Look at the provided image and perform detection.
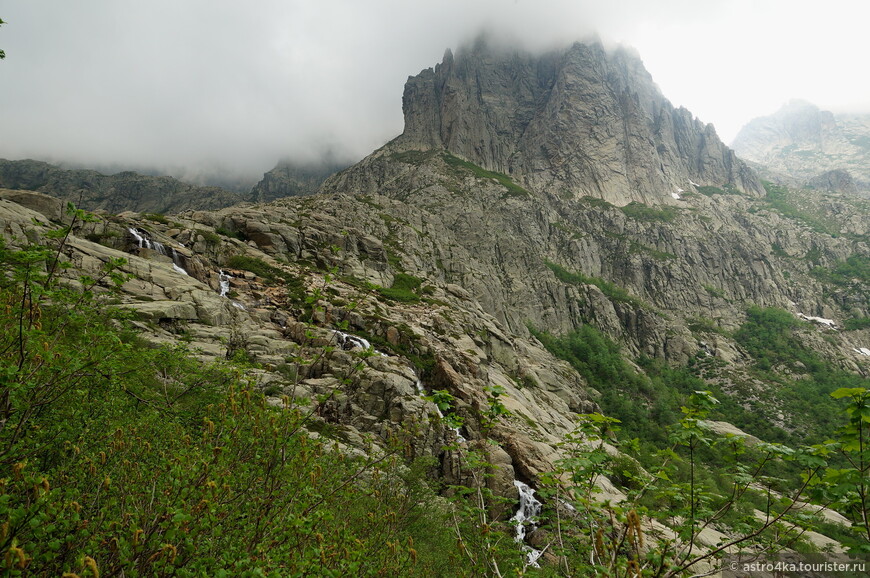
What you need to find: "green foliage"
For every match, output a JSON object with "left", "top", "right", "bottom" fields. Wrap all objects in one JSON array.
[
  {"left": 442, "top": 152, "right": 529, "bottom": 198},
  {"left": 696, "top": 185, "right": 727, "bottom": 197},
  {"left": 619, "top": 201, "right": 678, "bottom": 223},
  {"left": 544, "top": 260, "right": 644, "bottom": 308},
  {"left": 579, "top": 195, "right": 614, "bottom": 209},
  {"left": 810, "top": 388, "right": 870, "bottom": 551},
  {"left": 142, "top": 212, "right": 169, "bottom": 224},
  {"left": 734, "top": 306, "right": 803, "bottom": 371},
  {"left": 530, "top": 323, "right": 800, "bottom": 452},
  {"left": 845, "top": 317, "right": 870, "bottom": 331},
  {"left": 686, "top": 315, "right": 726, "bottom": 335},
  {"left": 811, "top": 254, "right": 870, "bottom": 291},
  {"left": 534, "top": 395, "right": 826, "bottom": 576},
  {"left": 214, "top": 225, "right": 247, "bottom": 241},
  {"left": 390, "top": 150, "right": 435, "bottom": 165},
  {"left": 735, "top": 306, "right": 868, "bottom": 442},
  {"left": 195, "top": 228, "right": 221, "bottom": 244},
  {"left": 529, "top": 325, "right": 680, "bottom": 446},
  {"left": 426, "top": 389, "right": 464, "bottom": 430}
]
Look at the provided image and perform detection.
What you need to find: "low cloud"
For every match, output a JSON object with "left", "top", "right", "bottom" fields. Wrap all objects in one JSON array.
[{"left": 1, "top": 1, "right": 867, "bottom": 185}]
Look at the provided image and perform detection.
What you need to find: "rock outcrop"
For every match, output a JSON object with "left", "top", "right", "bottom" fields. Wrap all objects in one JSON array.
[{"left": 396, "top": 38, "right": 763, "bottom": 205}]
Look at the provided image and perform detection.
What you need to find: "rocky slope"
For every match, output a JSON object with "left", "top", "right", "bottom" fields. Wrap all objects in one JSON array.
[
  {"left": 0, "top": 187, "right": 603, "bottom": 510},
  {"left": 732, "top": 100, "right": 870, "bottom": 191}
]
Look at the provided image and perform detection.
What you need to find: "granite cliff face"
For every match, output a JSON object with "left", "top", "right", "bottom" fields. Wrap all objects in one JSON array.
[
  {"left": 397, "top": 39, "right": 763, "bottom": 205},
  {"left": 733, "top": 100, "right": 870, "bottom": 191}
]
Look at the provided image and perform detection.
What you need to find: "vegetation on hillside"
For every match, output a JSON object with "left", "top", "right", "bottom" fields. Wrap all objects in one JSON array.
[
  {"left": 530, "top": 318, "right": 870, "bottom": 561},
  {"left": 545, "top": 260, "right": 645, "bottom": 308},
  {"left": 4, "top": 207, "right": 870, "bottom": 575},
  {"left": 442, "top": 152, "right": 530, "bottom": 198}
]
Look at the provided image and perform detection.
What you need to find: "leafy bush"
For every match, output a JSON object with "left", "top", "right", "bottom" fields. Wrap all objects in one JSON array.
[
  {"left": 845, "top": 317, "right": 870, "bottom": 331},
  {"left": 214, "top": 225, "right": 247, "bottom": 241},
  {"left": 697, "top": 185, "right": 728, "bottom": 197},
  {"left": 810, "top": 254, "right": 870, "bottom": 289},
  {"left": 225, "top": 254, "right": 302, "bottom": 290}
]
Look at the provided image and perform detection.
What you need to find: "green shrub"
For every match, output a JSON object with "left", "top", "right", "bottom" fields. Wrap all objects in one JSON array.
[
  {"left": 215, "top": 225, "right": 247, "bottom": 241},
  {"left": 377, "top": 272, "right": 423, "bottom": 302},
  {"left": 142, "top": 213, "right": 169, "bottom": 224},
  {"left": 845, "top": 317, "right": 870, "bottom": 331}
]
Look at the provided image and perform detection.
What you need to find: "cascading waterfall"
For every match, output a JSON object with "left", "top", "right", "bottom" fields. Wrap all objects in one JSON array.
[
  {"left": 216, "top": 269, "right": 245, "bottom": 309},
  {"left": 218, "top": 270, "right": 231, "bottom": 297},
  {"left": 332, "top": 330, "right": 372, "bottom": 351},
  {"left": 511, "top": 480, "right": 543, "bottom": 568},
  {"left": 129, "top": 227, "right": 188, "bottom": 275},
  {"left": 128, "top": 227, "right": 151, "bottom": 250},
  {"left": 331, "top": 330, "right": 386, "bottom": 356}
]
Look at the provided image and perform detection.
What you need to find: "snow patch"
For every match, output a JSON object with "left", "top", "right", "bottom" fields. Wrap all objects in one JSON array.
[{"left": 798, "top": 313, "right": 837, "bottom": 329}]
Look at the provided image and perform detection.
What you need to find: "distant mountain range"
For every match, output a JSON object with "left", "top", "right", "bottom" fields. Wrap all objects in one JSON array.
[
  {"left": 0, "top": 156, "right": 346, "bottom": 214},
  {"left": 732, "top": 100, "right": 870, "bottom": 192}
]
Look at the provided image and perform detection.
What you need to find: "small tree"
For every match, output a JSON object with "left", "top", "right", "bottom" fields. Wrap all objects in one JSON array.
[{"left": 812, "top": 387, "right": 870, "bottom": 551}]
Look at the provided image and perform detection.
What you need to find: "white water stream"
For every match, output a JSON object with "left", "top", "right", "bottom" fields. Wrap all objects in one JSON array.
[
  {"left": 511, "top": 480, "right": 543, "bottom": 568},
  {"left": 129, "top": 227, "right": 189, "bottom": 275}
]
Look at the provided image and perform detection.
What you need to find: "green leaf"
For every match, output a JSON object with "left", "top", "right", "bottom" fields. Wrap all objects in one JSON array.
[{"left": 831, "top": 387, "right": 867, "bottom": 400}]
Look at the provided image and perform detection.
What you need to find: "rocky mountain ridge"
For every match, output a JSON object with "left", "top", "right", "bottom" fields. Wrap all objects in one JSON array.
[{"left": 0, "top": 158, "right": 247, "bottom": 214}]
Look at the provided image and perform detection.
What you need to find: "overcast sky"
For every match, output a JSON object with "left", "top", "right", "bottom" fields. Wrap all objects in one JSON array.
[{"left": 1, "top": 0, "right": 868, "bottom": 186}]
